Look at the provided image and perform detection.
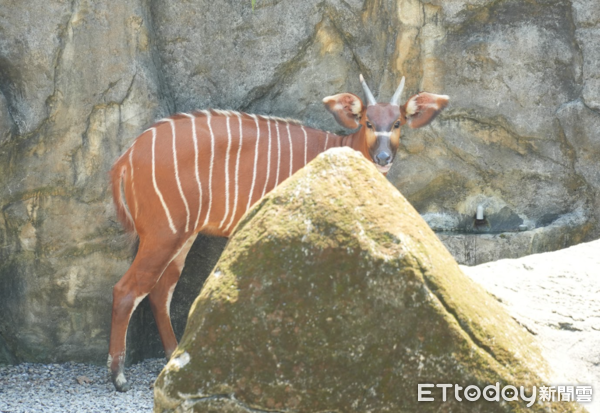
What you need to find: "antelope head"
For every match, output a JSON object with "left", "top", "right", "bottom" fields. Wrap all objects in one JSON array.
[{"left": 323, "top": 75, "right": 449, "bottom": 174}]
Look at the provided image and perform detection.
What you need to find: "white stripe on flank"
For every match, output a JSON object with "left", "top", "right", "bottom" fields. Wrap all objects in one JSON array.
[
  {"left": 201, "top": 110, "right": 215, "bottom": 228},
  {"left": 246, "top": 114, "right": 260, "bottom": 211},
  {"left": 275, "top": 120, "right": 281, "bottom": 186},
  {"left": 260, "top": 117, "right": 272, "bottom": 199},
  {"left": 325, "top": 132, "right": 330, "bottom": 151},
  {"left": 219, "top": 115, "right": 233, "bottom": 229},
  {"left": 169, "top": 119, "right": 191, "bottom": 232},
  {"left": 301, "top": 125, "right": 308, "bottom": 166},
  {"left": 128, "top": 143, "right": 139, "bottom": 219},
  {"left": 286, "top": 121, "right": 293, "bottom": 178},
  {"left": 225, "top": 113, "right": 243, "bottom": 232},
  {"left": 151, "top": 127, "right": 177, "bottom": 234},
  {"left": 182, "top": 113, "right": 203, "bottom": 230}
]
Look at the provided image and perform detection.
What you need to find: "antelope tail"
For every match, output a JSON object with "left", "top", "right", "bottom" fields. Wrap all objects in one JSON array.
[{"left": 110, "top": 161, "right": 136, "bottom": 235}]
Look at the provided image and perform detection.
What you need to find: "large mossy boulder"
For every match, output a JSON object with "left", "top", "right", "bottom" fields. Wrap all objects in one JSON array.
[{"left": 154, "top": 148, "right": 583, "bottom": 413}]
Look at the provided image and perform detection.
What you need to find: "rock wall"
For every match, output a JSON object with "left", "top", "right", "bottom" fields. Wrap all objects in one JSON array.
[
  {"left": 1, "top": 0, "right": 599, "bottom": 363},
  {"left": 389, "top": 0, "right": 600, "bottom": 260},
  {"left": 0, "top": 0, "right": 163, "bottom": 364}
]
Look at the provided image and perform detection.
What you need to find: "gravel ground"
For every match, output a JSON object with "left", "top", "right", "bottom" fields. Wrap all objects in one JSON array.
[{"left": 0, "top": 358, "right": 165, "bottom": 413}]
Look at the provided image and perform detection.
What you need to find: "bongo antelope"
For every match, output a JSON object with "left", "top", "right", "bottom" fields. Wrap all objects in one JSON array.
[{"left": 108, "top": 75, "right": 449, "bottom": 391}]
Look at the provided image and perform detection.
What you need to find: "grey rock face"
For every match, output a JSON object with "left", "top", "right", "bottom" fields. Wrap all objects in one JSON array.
[
  {"left": 387, "top": 0, "right": 600, "bottom": 264},
  {"left": 0, "top": 91, "right": 14, "bottom": 146},
  {"left": 0, "top": 0, "right": 599, "bottom": 364},
  {"left": 572, "top": 0, "right": 600, "bottom": 111},
  {"left": 0, "top": 0, "right": 163, "bottom": 364},
  {"left": 391, "top": 0, "right": 598, "bottom": 239}
]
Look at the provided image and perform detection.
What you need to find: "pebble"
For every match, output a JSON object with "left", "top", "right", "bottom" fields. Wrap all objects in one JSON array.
[{"left": 0, "top": 358, "right": 165, "bottom": 413}]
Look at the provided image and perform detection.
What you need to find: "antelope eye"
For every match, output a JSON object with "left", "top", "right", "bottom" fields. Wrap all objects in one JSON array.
[
  {"left": 366, "top": 121, "right": 373, "bottom": 129},
  {"left": 394, "top": 121, "right": 401, "bottom": 128}
]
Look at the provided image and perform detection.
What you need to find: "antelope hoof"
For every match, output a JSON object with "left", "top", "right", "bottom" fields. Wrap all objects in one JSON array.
[{"left": 112, "top": 372, "right": 131, "bottom": 392}]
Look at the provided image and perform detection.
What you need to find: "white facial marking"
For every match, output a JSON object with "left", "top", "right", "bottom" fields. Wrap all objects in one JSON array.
[
  {"left": 374, "top": 131, "right": 392, "bottom": 137},
  {"left": 376, "top": 164, "right": 392, "bottom": 173}
]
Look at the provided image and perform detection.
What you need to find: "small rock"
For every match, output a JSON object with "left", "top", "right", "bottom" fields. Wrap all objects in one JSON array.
[{"left": 76, "top": 375, "right": 92, "bottom": 385}]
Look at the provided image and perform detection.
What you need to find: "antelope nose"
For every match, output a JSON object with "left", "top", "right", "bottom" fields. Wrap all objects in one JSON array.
[{"left": 375, "top": 151, "right": 391, "bottom": 166}]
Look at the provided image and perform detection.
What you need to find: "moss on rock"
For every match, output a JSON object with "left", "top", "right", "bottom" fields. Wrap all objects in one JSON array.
[{"left": 154, "top": 148, "right": 583, "bottom": 413}]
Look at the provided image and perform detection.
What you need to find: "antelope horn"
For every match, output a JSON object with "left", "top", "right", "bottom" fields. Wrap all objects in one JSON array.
[
  {"left": 390, "top": 76, "right": 405, "bottom": 106},
  {"left": 359, "top": 74, "right": 377, "bottom": 106}
]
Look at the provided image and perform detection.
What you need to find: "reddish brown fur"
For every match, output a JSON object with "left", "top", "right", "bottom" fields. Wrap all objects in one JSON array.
[{"left": 108, "top": 88, "right": 449, "bottom": 392}]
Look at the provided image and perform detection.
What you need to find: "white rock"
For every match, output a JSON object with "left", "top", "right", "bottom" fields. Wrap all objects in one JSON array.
[{"left": 461, "top": 239, "right": 600, "bottom": 413}]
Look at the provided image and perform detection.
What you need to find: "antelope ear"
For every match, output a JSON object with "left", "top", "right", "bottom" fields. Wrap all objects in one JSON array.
[
  {"left": 401, "top": 92, "right": 449, "bottom": 129},
  {"left": 322, "top": 93, "right": 364, "bottom": 129}
]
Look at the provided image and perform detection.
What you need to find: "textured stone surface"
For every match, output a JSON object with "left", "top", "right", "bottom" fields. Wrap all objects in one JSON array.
[
  {"left": 387, "top": 0, "right": 600, "bottom": 265},
  {"left": 0, "top": 0, "right": 163, "bottom": 364},
  {"left": 1, "top": 0, "right": 599, "bottom": 364},
  {"left": 462, "top": 240, "right": 600, "bottom": 413},
  {"left": 437, "top": 208, "right": 593, "bottom": 266},
  {"left": 0, "top": 91, "right": 14, "bottom": 146},
  {"left": 154, "top": 148, "right": 583, "bottom": 413}
]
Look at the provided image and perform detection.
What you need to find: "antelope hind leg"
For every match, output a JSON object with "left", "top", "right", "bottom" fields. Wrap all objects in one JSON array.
[
  {"left": 108, "top": 239, "right": 183, "bottom": 392},
  {"left": 148, "top": 234, "right": 198, "bottom": 359}
]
